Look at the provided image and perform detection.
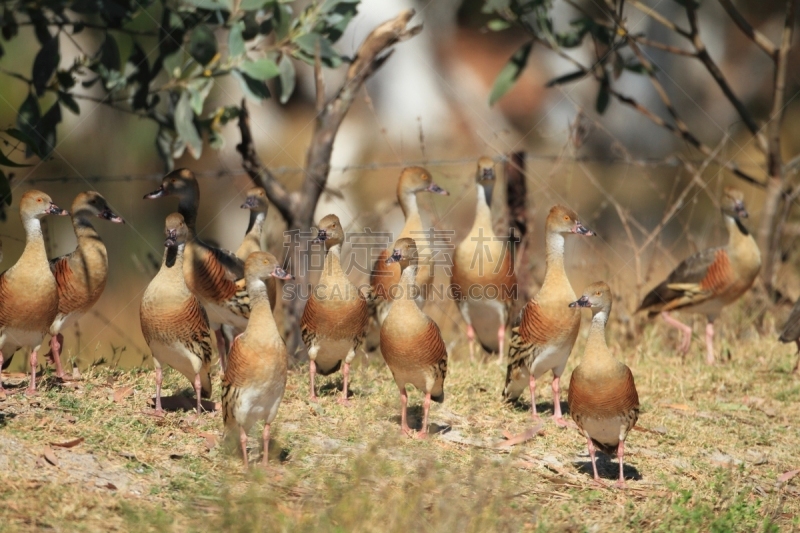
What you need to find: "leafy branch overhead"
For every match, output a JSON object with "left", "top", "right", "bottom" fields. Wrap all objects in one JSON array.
[{"left": 0, "top": 0, "right": 362, "bottom": 210}]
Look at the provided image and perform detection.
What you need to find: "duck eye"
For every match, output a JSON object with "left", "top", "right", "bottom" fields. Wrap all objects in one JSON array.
[
  {"left": 563, "top": 215, "right": 569, "bottom": 221},
  {"left": 37, "top": 198, "right": 42, "bottom": 203},
  {"left": 595, "top": 292, "right": 601, "bottom": 296}
]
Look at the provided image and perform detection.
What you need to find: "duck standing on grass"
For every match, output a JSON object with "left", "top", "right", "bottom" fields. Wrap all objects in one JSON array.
[
  {"left": 47, "top": 191, "right": 124, "bottom": 380},
  {"left": 380, "top": 238, "right": 448, "bottom": 438},
  {"left": 0, "top": 190, "right": 69, "bottom": 396},
  {"left": 503, "top": 205, "right": 594, "bottom": 426},
  {"left": 222, "top": 252, "right": 293, "bottom": 469},
  {"left": 140, "top": 213, "right": 213, "bottom": 416},
  {"left": 568, "top": 282, "right": 640, "bottom": 488}
]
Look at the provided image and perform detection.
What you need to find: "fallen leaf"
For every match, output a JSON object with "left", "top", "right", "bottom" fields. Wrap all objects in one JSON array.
[
  {"left": 778, "top": 469, "right": 800, "bottom": 483},
  {"left": 169, "top": 453, "right": 185, "bottom": 460},
  {"left": 103, "top": 482, "right": 117, "bottom": 490},
  {"left": 113, "top": 386, "right": 134, "bottom": 403},
  {"left": 199, "top": 432, "right": 218, "bottom": 451},
  {"left": 495, "top": 423, "right": 545, "bottom": 448},
  {"left": 42, "top": 447, "right": 58, "bottom": 466},
  {"left": 50, "top": 437, "right": 84, "bottom": 449}
]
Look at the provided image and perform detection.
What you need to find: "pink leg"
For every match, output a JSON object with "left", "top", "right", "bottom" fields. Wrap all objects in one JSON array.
[
  {"left": 309, "top": 360, "right": 318, "bottom": 402},
  {"left": 26, "top": 348, "right": 38, "bottom": 395},
  {"left": 154, "top": 367, "right": 164, "bottom": 415},
  {"left": 497, "top": 324, "right": 505, "bottom": 361},
  {"left": 399, "top": 386, "right": 413, "bottom": 436},
  {"left": 616, "top": 440, "right": 626, "bottom": 489},
  {"left": 215, "top": 328, "right": 228, "bottom": 372},
  {"left": 415, "top": 392, "right": 432, "bottom": 439},
  {"left": 705, "top": 322, "right": 715, "bottom": 365},
  {"left": 587, "top": 436, "right": 600, "bottom": 481},
  {"left": 793, "top": 340, "right": 800, "bottom": 374},
  {"left": 50, "top": 333, "right": 66, "bottom": 379},
  {"left": 337, "top": 362, "right": 351, "bottom": 406},
  {"left": 261, "top": 423, "right": 270, "bottom": 467},
  {"left": 239, "top": 426, "right": 249, "bottom": 470},
  {"left": 552, "top": 375, "right": 567, "bottom": 427},
  {"left": 193, "top": 373, "right": 202, "bottom": 415},
  {"left": 661, "top": 312, "right": 692, "bottom": 354},
  {"left": 528, "top": 374, "right": 539, "bottom": 421},
  {"left": 466, "top": 324, "right": 475, "bottom": 361}
]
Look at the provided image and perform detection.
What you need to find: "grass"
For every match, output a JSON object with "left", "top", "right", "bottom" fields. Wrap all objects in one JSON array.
[{"left": 1, "top": 302, "right": 799, "bottom": 532}]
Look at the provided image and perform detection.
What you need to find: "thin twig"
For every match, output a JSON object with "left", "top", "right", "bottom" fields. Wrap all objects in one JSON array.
[{"left": 717, "top": 0, "right": 778, "bottom": 59}]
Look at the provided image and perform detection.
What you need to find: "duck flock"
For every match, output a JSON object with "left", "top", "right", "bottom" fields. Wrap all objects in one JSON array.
[{"left": 0, "top": 158, "right": 796, "bottom": 486}]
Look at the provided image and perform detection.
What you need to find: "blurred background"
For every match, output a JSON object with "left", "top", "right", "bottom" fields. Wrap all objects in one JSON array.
[{"left": 1, "top": 0, "right": 799, "bottom": 369}]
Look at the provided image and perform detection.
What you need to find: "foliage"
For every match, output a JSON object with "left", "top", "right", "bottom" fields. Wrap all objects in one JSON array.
[{"left": 0, "top": 0, "right": 361, "bottom": 213}]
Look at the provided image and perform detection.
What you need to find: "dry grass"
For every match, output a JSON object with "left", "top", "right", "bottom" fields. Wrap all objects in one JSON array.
[{"left": 1, "top": 298, "right": 799, "bottom": 532}]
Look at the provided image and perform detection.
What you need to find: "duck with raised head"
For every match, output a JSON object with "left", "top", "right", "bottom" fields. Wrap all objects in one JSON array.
[
  {"left": 301, "top": 214, "right": 370, "bottom": 404},
  {"left": 140, "top": 213, "right": 214, "bottom": 415},
  {"left": 222, "top": 252, "right": 292, "bottom": 469},
  {"left": 503, "top": 205, "right": 594, "bottom": 426},
  {"left": 144, "top": 169, "right": 248, "bottom": 370},
  {"left": 235, "top": 186, "right": 269, "bottom": 262},
  {"left": 568, "top": 282, "right": 640, "bottom": 488},
  {"left": 637, "top": 187, "right": 761, "bottom": 364},
  {"left": 451, "top": 157, "right": 516, "bottom": 360},
  {"left": 380, "top": 238, "right": 448, "bottom": 438},
  {"left": 370, "top": 167, "right": 448, "bottom": 323},
  {"left": 0, "top": 191, "right": 69, "bottom": 395},
  {"left": 47, "top": 191, "right": 124, "bottom": 380}
]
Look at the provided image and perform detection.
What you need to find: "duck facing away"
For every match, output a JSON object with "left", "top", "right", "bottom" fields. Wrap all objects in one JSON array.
[
  {"left": 451, "top": 157, "right": 516, "bottom": 360},
  {"left": 380, "top": 238, "right": 448, "bottom": 438},
  {"left": 47, "top": 192, "right": 124, "bottom": 379},
  {"left": 222, "top": 252, "right": 292, "bottom": 469},
  {"left": 0, "top": 191, "right": 68, "bottom": 396},
  {"left": 778, "top": 300, "right": 800, "bottom": 374},
  {"left": 144, "top": 169, "right": 249, "bottom": 370},
  {"left": 370, "top": 167, "right": 448, "bottom": 323},
  {"left": 301, "top": 214, "right": 369, "bottom": 404},
  {"left": 568, "top": 282, "right": 640, "bottom": 488},
  {"left": 503, "top": 205, "right": 594, "bottom": 426},
  {"left": 140, "top": 213, "right": 214, "bottom": 415},
  {"left": 637, "top": 187, "right": 761, "bottom": 364}
]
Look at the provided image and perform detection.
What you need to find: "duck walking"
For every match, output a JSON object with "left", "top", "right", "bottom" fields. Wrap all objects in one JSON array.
[
  {"left": 568, "top": 282, "right": 640, "bottom": 488},
  {"left": 0, "top": 191, "right": 68, "bottom": 395},
  {"left": 370, "top": 167, "right": 448, "bottom": 323},
  {"left": 301, "top": 214, "right": 369, "bottom": 404},
  {"left": 47, "top": 192, "right": 124, "bottom": 379},
  {"left": 503, "top": 205, "right": 594, "bottom": 426},
  {"left": 451, "top": 157, "right": 516, "bottom": 360},
  {"left": 637, "top": 187, "right": 760, "bottom": 364},
  {"left": 380, "top": 238, "right": 448, "bottom": 438},
  {"left": 140, "top": 213, "right": 213, "bottom": 415},
  {"left": 222, "top": 252, "right": 292, "bottom": 469}
]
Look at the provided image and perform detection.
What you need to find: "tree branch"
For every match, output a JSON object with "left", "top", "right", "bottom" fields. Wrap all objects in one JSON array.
[
  {"left": 717, "top": 0, "right": 778, "bottom": 59},
  {"left": 235, "top": 99, "right": 295, "bottom": 224}
]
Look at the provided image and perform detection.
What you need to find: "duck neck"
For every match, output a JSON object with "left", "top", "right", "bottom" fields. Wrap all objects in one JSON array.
[
  {"left": 245, "top": 210, "right": 266, "bottom": 237},
  {"left": 72, "top": 211, "right": 102, "bottom": 243},
  {"left": 320, "top": 243, "right": 345, "bottom": 283},
  {"left": 585, "top": 307, "right": 611, "bottom": 359},
  {"left": 542, "top": 231, "right": 567, "bottom": 288},
  {"left": 21, "top": 215, "right": 48, "bottom": 265},
  {"left": 399, "top": 262, "right": 419, "bottom": 300},
  {"left": 246, "top": 277, "right": 281, "bottom": 342},
  {"left": 399, "top": 190, "right": 420, "bottom": 220},
  {"left": 725, "top": 214, "right": 750, "bottom": 245},
  {"left": 177, "top": 192, "right": 199, "bottom": 233},
  {"left": 474, "top": 184, "right": 494, "bottom": 231}
]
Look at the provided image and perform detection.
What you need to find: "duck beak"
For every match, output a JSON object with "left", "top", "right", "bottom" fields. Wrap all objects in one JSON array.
[
  {"left": 426, "top": 183, "right": 449, "bottom": 196},
  {"left": 241, "top": 196, "right": 258, "bottom": 209},
  {"left": 385, "top": 249, "right": 403, "bottom": 264},
  {"left": 572, "top": 221, "right": 595, "bottom": 236},
  {"left": 312, "top": 229, "right": 327, "bottom": 244},
  {"left": 735, "top": 201, "right": 749, "bottom": 219},
  {"left": 569, "top": 295, "right": 592, "bottom": 308},
  {"left": 99, "top": 207, "right": 125, "bottom": 223},
  {"left": 144, "top": 185, "right": 166, "bottom": 199},
  {"left": 48, "top": 202, "right": 69, "bottom": 216},
  {"left": 481, "top": 167, "right": 495, "bottom": 181},
  {"left": 164, "top": 229, "right": 178, "bottom": 247},
  {"left": 271, "top": 266, "right": 294, "bottom": 281}
]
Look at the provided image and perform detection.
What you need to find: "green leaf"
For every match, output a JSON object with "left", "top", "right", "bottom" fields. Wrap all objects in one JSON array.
[
  {"left": 128, "top": 44, "right": 151, "bottom": 110},
  {"left": 0, "top": 148, "right": 32, "bottom": 168},
  {"left": 58, "top": 92, "right": 80, "bottom": 115},
  {"left": 188, "top": 78, "right": 213, "bottom": 115},
  {"left": 487, "top": 19, "right": 511, "bottom": 31},
  {"left": 482, "top": 0, "right": 511, "bottom": 14},
  {"left": 98, "top": 34, "right": 120, "bottom": 72},
  {"left": 240, "top": 0, "right": 272, "bottom": 9},
  {"left": 228, "top": 22, "right": 245, "bottom": 58},
  {"left": 190, "top": 25, "right": 218, "bottom": 67},
  {"left": 32, "top": 37, "right": 59, "bottom": 96},
  {"left": 596, "top": 78, "right": 610, "bottom": 114},
  {"left": 232, "top": 69, "right": 271, "bottom": 101},
  {"left": 56, "top": 70, "right": 76, "bottom": 90},
  {"left": 5, "top": 127, "right": 38, "bottom": 150},
  {"left": 293, "top": 33, "right": 341, "bottom": 67},
  {"left": 182, "top": 0, "right": 232, "bottom": 11},
  {"left": 26, "top": 9, "right": 51, "bottom": 44},
  {"left": 0, "top": 170, "right": 11, "bottom": 214},
  {"left": 156, "top": 126, "right": 176, "bottom": 172},
  {"left": 489, "top": 42, "right": 532, "bottom": 106},
  {"left": 278, "top": 54, "right": 295, "bottom": 104},
  {"left": 241, "top": 58, "right": 280, "bottom": 80},
  {"left": 16, "top": 93, "right": 41, "bottom": 158},
  {"left": 545, "top": 70, "right": 587, "bottom": 87},
  {"left": 36, "top": 102, "right": 61, "bottom": 157},
  {"left": 175, "top": 91, "right": 203, "bottom": 159}
]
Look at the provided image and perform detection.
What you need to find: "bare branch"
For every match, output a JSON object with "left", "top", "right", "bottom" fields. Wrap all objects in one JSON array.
[
  {"left": 235, "top": 99, "right": 295, "bottom": 224},
  {"left": 626, "top": 0, "right": 691, "bottom": 38},
  {"left": 630, "top": 34, "right": 695, "bottom": 57},
  {"left": 314, "top": 41, "right": 325, "bottom": 114},
  {"left": 717, "top": 0, "right": 778, "bottom": 59}
]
